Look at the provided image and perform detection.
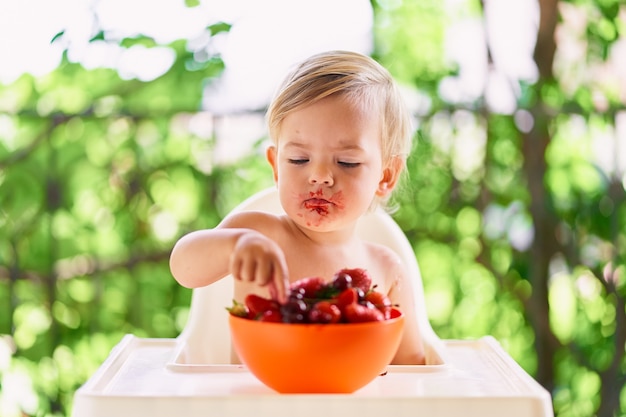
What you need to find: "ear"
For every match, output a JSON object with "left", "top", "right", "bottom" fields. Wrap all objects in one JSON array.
[
  {"left": 266, "top": 145, "right": 279, "bottom": 183},
  {"left": 376, "top": 156, "right": 404, "bottom": 197}
]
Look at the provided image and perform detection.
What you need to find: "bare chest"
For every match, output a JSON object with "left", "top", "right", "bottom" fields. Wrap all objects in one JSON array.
[{"left": 282, "top": 244, "right": 388, "bottom": 289}]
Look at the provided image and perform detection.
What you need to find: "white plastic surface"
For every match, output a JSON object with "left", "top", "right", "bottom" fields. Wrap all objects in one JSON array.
[
  {"left": 72, "top": 187, "right": 554, "bottom": 417},
  {"left": 73, "top": 335, "right": 553, "bottom": 417}
]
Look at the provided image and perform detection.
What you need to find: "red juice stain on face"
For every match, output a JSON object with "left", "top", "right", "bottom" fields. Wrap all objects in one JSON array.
[
  {"left": 301, "top": 191, "right": 344, "bottom": 213},
  {"left": 297, "top": 191, "right": 345, "bottom": 227},
  {"left": 303, "top": 201, "right": 329, "bottom": 216}
]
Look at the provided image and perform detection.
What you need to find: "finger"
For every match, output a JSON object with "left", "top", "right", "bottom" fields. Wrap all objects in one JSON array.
[
  {"left": 241, "top": 260, "right": 257, "bottom": 282},
  {"left": 232, "top": 256, "right": 256, "bottom": 282},
  {"left": 268, "top": 282, "right": 278, "bottom": 301},
  {"left": 229, "top": 256, "right": 242, "bottom": 281},
  {"left": 259, "top": 262, "right": 284, "bottom": 303},
  {"left": 255, "top": 259, "right": 274, "bottom": 287},
  {"left": 272, "top": 260, "right": 290, "bottom": 304}
]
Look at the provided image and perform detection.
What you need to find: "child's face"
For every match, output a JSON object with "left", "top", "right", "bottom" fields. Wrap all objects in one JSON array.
[{"left": 267, "top": 94, "right": 394, "bottom": 232}]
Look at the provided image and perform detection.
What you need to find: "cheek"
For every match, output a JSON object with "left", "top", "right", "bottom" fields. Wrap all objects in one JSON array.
[{"left": 276, "top": 163, "right": 296, "bottom": 180}]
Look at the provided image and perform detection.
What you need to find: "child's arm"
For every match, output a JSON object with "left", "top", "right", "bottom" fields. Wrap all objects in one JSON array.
[{"left": 169, "top": 212, "right": 290, "bottom": 302}]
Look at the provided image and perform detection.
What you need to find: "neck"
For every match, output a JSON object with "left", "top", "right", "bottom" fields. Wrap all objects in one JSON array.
[{"left": 286, "top": 217, "right": 358, "bottom": 247}]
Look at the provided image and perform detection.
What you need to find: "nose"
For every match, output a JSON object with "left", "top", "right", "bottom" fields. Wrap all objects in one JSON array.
[{"left": 308, "top": 164, "right": 334, "bottom": 186}]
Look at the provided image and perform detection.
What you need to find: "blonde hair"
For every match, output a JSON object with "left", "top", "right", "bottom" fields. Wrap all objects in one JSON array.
[{"left": 266, "top": 50, "right": 413, "bottom": 167}]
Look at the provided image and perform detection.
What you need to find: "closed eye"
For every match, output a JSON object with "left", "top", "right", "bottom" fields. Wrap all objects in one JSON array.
[
  {"left": 288, "top": 159, "right": 309, "bottom": 165},
  {"left": 338, "top": 161, "right": 361, "bottom": 168}
]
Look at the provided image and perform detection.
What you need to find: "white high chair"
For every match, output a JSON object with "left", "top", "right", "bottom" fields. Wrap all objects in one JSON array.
[{"left": 72, "top": 188, "right": 554, "bottom": 417}]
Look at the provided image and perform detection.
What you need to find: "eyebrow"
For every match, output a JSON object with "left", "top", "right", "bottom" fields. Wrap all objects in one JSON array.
[{"left": 282, "top": 141, "right": 366, "bottom": 152}]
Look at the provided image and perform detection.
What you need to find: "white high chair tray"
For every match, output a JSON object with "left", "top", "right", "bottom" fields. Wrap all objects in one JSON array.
[{"left": 72, "top": 334, "right": 553, "bottom": 417}]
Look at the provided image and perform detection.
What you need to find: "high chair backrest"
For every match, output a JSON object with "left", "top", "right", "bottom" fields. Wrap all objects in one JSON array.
[{"left": 174, "top": 187, "right": 442, "bottom": 365}]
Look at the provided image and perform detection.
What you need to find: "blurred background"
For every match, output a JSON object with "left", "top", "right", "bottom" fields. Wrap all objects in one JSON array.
[{"left": 0, "top": 0, "right": 625, "bottom": 416}]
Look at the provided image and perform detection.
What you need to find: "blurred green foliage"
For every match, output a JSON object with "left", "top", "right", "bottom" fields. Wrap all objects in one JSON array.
[{"left": 0, "top": 1, "right": 625, "bottom": 417}]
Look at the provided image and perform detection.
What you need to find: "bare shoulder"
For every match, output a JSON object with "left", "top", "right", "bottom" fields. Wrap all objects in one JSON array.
[
  {"left": 363, "top": 241, "right": 407, "bottom": 291},
  {"left": 218, "top": 210, "right": 286, "bottom": 234}
]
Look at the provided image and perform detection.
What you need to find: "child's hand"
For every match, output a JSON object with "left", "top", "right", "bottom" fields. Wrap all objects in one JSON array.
[{"left": 230, "top": 230, "right": 290, "bottom": 303}]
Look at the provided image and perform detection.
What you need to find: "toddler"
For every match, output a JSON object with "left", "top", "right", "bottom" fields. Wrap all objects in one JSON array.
[{"left": 170, "top": 50, "right": 425, "bottom": 364}]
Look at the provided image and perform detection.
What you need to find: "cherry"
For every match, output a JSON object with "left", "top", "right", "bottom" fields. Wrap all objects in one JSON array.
[
  {"left": 281, "top": 298, "right": 308, "bottom": 323},
  {"left": 331, "top": 272, "right": 353, "bottom": 291}
]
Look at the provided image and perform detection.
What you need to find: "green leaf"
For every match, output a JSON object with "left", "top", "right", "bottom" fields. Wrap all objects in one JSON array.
[
  {"left": 50, "top": 30, "right": 65, "bottom": 44},
  {"left": 120, "top": 36, "right": 158, "bottom": 48},
  {"left": 89, "top": 31, "right": 105, "bottom": 42},
  {"left": 208, "top": 21, "right": 232, "bottom": 36}
]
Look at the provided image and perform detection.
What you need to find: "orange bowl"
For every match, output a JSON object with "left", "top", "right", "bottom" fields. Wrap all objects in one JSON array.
[{"left": 229, "top": 309, "right": 404, "bottom": 393}]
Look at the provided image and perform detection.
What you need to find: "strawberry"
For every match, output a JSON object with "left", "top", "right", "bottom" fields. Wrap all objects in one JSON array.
[
  {"left": 245, "top": 294, "right": 280, "bottom": 319},
  {"left": 330, "top": 271, "right": 353, "bottom": 291},
  {"left": 344, "top": 302, "right": 385, "bottom": 323},
  {"left": 334, "top": 287, "right": 359, "bottom": 314},
  {"left": 308, "top": 301, "right": 341, "bottom": 324},
  {"left": 333, "top": 268, "right": 372, "bottom": 293},
  {"left": 259, "top": 309, "right": 283, "bottom": 322},
  {"left": 364, "top": 290, "right": 393, "bottom": 319},
  {"left": 289, "top": 276, "right": 327, "bottom": 298}
]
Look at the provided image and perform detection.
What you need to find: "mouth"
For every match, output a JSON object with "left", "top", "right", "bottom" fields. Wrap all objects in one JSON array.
[
  {"left": 303, "top": 198, "right": 332, "bottom": 215},
  {"left": 298, "top": 190, "right": 345, "bottom": 217}
]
